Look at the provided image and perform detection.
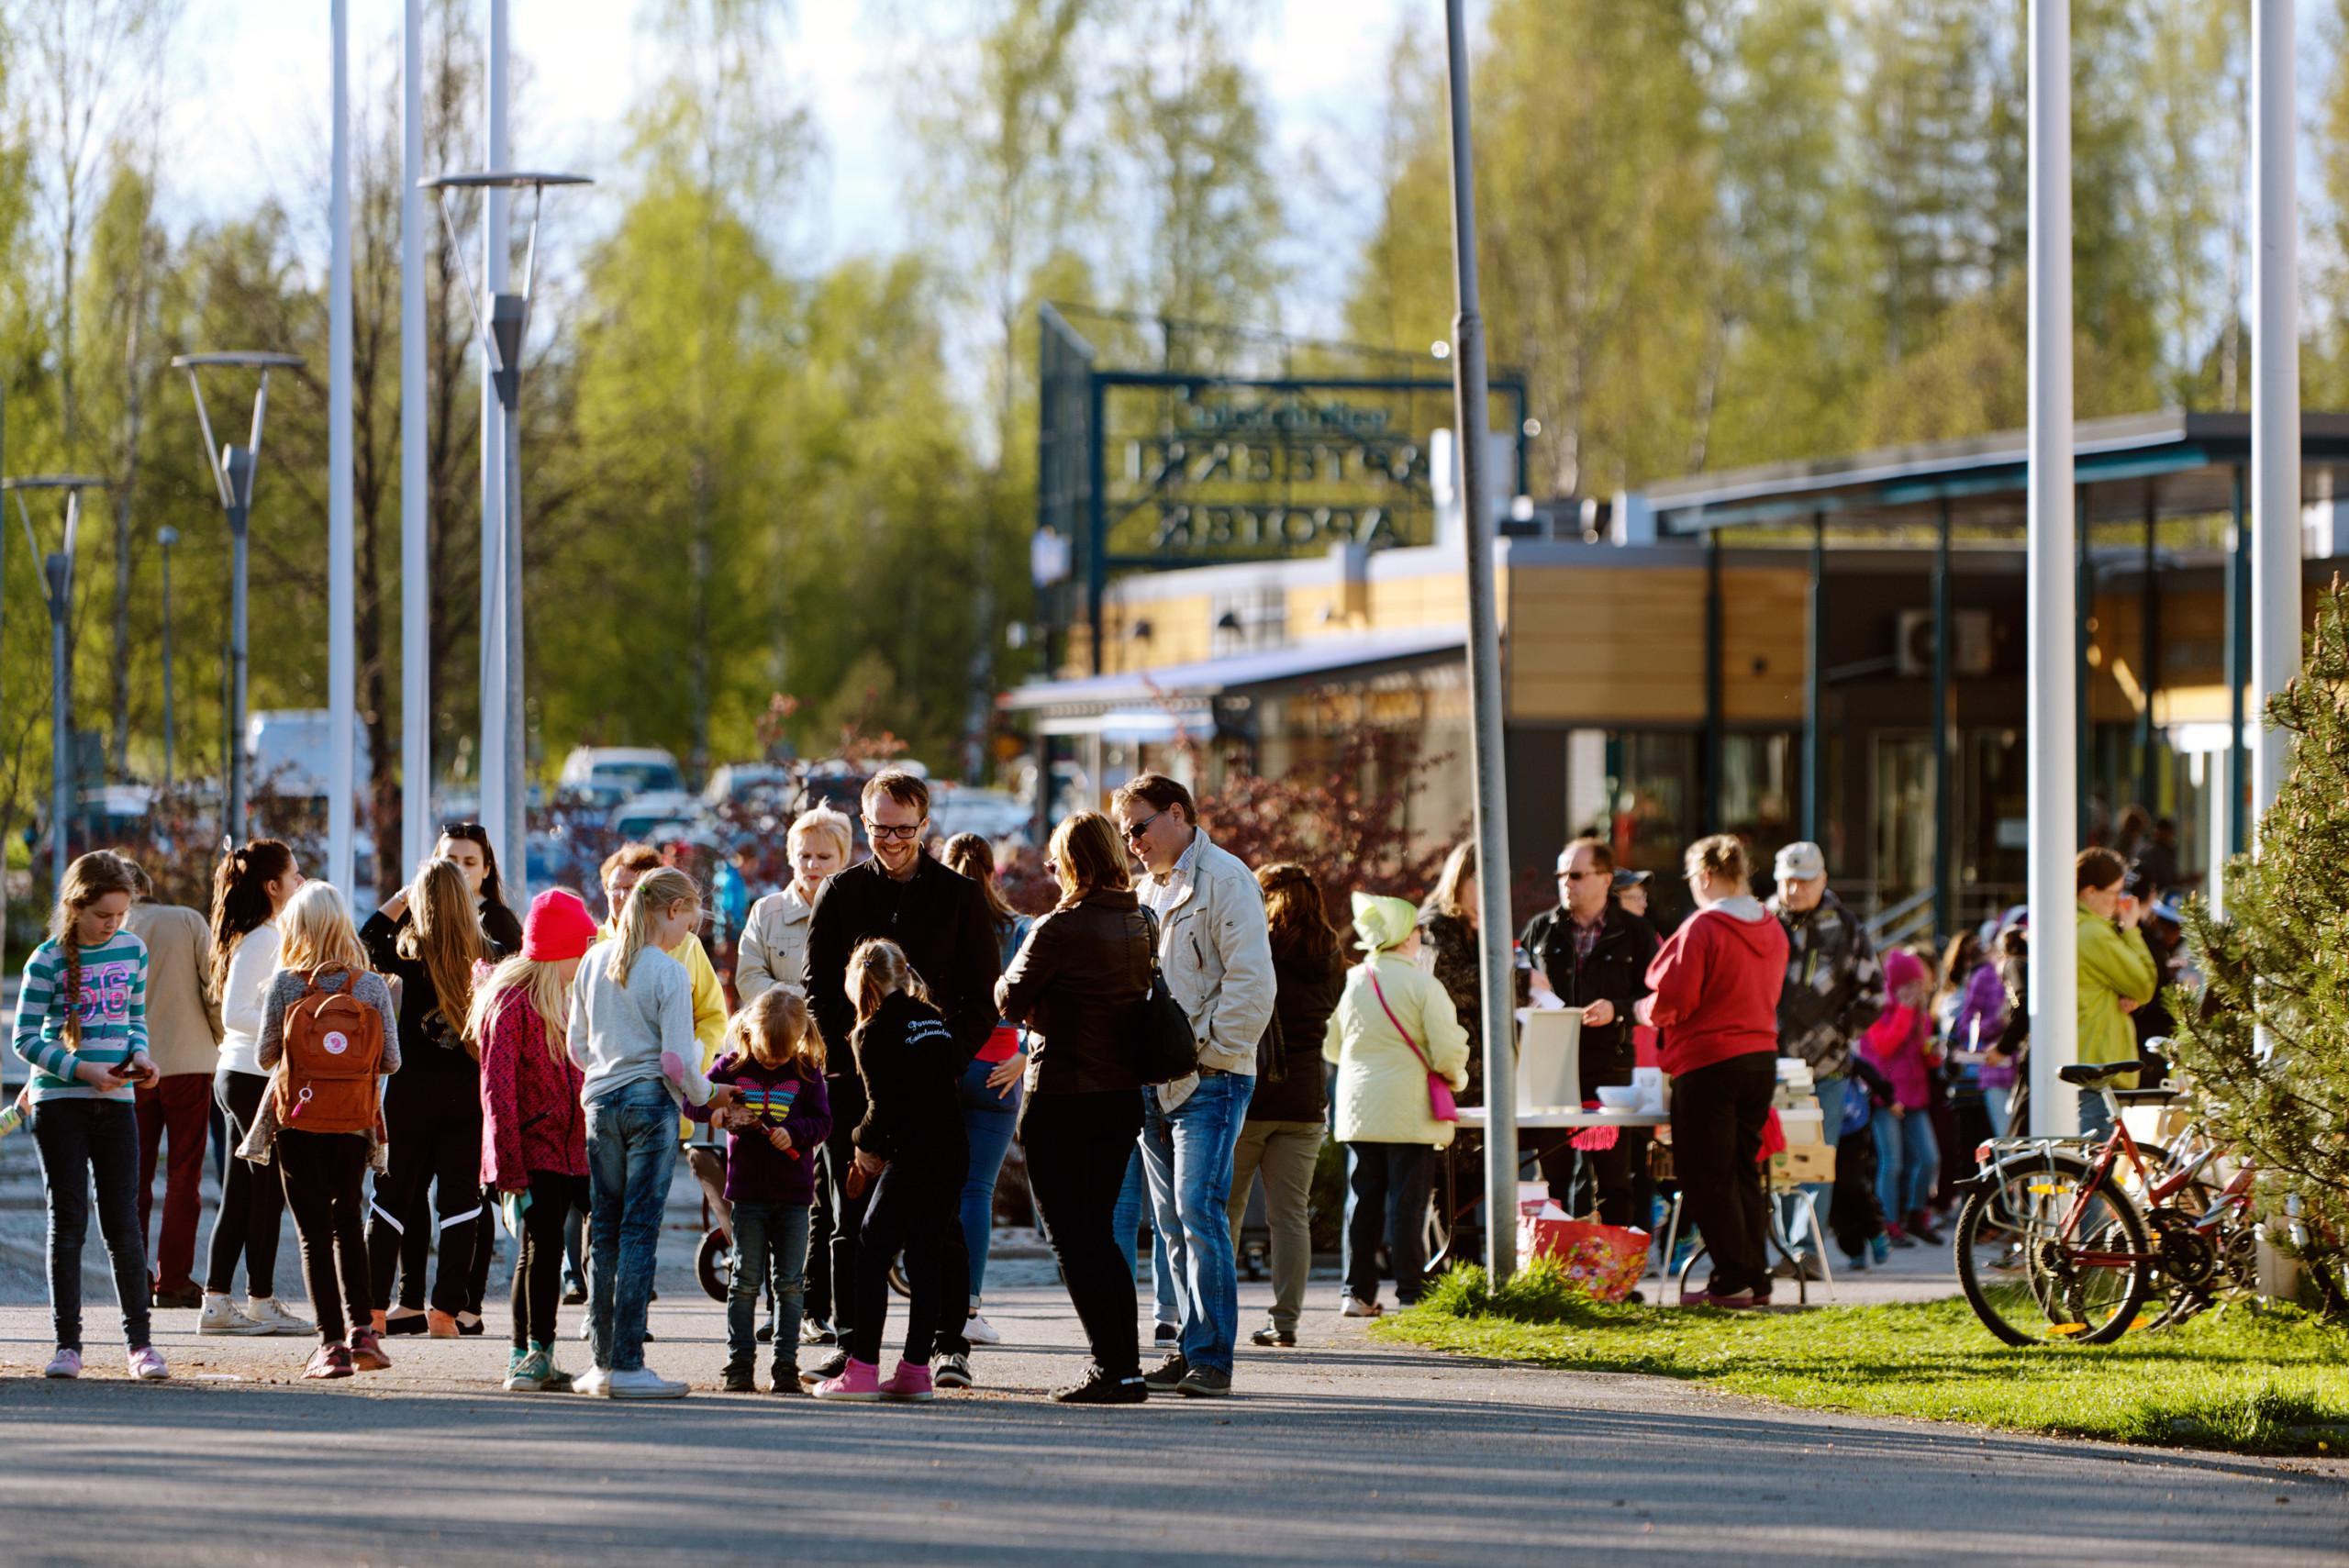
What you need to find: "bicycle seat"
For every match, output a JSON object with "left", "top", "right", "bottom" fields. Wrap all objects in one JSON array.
[
  {"left": 2057, "top": 1062, "right": 2138, "bottom": 1086},
  {"left": 2112, "top": 1086, "right": 2178, "bottom": 1106}
]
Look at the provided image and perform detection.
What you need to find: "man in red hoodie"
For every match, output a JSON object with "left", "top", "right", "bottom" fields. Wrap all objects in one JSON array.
[{"left": 1636, "top": 834, "right": 1789, "bottom": 1307}]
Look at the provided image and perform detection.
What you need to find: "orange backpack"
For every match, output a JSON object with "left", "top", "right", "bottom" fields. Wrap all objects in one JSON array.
[{"left": 275, "top": 969, "right": 384, "bottom": 1134}]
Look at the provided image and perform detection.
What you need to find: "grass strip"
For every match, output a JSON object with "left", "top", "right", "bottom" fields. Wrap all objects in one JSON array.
[{"left": 1375, "top": 1260, "right": 2349, "bottom": 1455}]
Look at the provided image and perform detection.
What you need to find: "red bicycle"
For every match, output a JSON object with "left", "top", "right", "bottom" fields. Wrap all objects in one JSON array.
[{"left": 1954, "top": 1061, "right": 2251, "bottom": 1345}]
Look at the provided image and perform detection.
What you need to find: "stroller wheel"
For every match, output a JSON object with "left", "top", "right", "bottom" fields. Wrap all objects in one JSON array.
[{"left": 696, "top": 1227, "right": 733, "bottom": 1303}]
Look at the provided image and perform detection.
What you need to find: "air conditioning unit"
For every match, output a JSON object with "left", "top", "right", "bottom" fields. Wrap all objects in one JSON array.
[{"left": 1894, "top": 609, "right": 1994, "bottom": 678}]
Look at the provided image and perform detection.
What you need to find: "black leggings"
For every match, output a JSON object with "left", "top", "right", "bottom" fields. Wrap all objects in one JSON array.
[
  {"left": 206, "top": 1070, "right": 284, "bottom": 1298},
  {"left": 1021, "top": 1089, "right": 1144, "bottom": 1379},
  {"left": 848, "top": 1155, "right": 961, "bottom": 1369},
  {"left": 511, "top": 1171, "right": 590, "bottom": 1350},
  {"left": 1671, "top": 1051, "right": 1778, "bottom": 1297},
  {"left": 366, "top": 1086, "right": 484, "bottom": 1314},
  {"left": 278, "top": 1129, "right": 372, "bottom": 1345}
]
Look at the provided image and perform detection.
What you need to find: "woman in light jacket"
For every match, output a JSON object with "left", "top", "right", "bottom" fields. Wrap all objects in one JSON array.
[
  {"left": 736, "top": 806, "right": 852, "bottom": 1003},
  {"left": 1322, "top": 893, "right": 1469, "bottom": 1316}
]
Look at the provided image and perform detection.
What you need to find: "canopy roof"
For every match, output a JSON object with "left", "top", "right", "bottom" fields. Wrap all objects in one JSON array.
[{"left": 1639, "top": 411, "right": 2349, "bottom": 536}]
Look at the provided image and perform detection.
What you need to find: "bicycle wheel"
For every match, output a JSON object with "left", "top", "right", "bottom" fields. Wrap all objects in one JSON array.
[
  {"left": 696, "top": 1226, "right": 733, "bottom": 1304},
  {"left": 1955, "top": 1151, "right": 2151, "bottom": 1346}
]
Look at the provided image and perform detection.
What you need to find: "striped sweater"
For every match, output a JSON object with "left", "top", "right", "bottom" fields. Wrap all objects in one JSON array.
[{"left": 12, "top": 931, "right": 150, "bottom": 1103}]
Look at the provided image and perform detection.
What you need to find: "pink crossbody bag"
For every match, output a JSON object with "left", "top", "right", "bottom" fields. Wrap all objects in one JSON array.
[{"left": 1366, "top": 963, "right": 1459, "bottom": 1122}]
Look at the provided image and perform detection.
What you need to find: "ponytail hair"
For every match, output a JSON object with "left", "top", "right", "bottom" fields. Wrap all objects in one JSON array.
[
  {"left": 49, "top": 852, "right": 138, "bottom": 1049},
  {"left": 210, "top": 839, "right": 294, "bottom": 999},
  {"left": 847, "top": 938, "right": 926, "bottom": 1024},
  {"left": 398, "top": 859, "right": 485, "bottom": 1048},
  {"left": 610, "top": 867, "right": 700, "bottom": 988},
  {"left": 729, "top": 985, "right": 821, "bottom": 1073}
]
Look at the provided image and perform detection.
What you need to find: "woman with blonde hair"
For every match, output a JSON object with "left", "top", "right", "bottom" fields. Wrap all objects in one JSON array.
[
  {"left": 252, "top": 882, "right": 401, "bottom": 1379},
  {"left": 737, "top": 805, "right": 853, "bottom": 1003},
  {"left": 995, "top": 810, "right": 1153, "bottom": 1403},
  {"left": 474, "top": 889, "right": 601, "bottom": 1393},
  {"left": 568, "top": 867, "right": 724, "bottom": 1398},
  {"left": 362, "top": 858, "right": 491, "bottom": 1337}
]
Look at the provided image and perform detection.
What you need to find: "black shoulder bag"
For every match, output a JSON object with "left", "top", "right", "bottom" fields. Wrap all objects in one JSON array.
[{"left": 1130, "top": 907, "right": 1200, "bottom": 1085}]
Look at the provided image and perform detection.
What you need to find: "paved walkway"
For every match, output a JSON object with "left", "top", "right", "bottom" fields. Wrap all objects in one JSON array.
[{"left": 1, "top": 1249, "right": 2343, "bottom": 1565}]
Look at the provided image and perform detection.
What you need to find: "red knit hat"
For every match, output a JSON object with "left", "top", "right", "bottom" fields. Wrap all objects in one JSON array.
[{"left": 522, "top": 889, "right": 598, "bottom": 962}]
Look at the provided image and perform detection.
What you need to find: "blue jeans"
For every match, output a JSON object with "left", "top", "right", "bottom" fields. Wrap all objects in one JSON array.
[
  {"left": 726, "top": 1200, "right": 809, "bottom": 1373},
  {"left": 1138, "top": 1073, "right": 1254, "bottom": 1373},
  {"left": 1871, "top": 1105, "right": 1939, "bottom": 1228},
  {"left": 957, "top": 1054, "right": 1019, "bottom": 1305},
  {"left": 585, "top": 1078, "right": 679, "bottom": 1373},
  {"left": 1113, "top": 1148, "right": 1178, "bottom": 1329},
  {"left": 1981, "top": 1084, "right": 2012, "bottom": 1139},
  {"left": 2077, "top": 1087, "right": 2114, "bottom": 1141}
]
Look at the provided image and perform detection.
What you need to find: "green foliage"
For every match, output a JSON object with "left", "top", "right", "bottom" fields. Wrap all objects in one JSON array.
[
  {"left": 2170, "top": 584, "right": 2349, "bottom": 1288},
  {"left": 1391, "top": 1270, "right": 2349, "bottom": 1455}
]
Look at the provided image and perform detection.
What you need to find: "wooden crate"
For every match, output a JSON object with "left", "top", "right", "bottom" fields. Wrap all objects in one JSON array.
[{"left": 1771, "top": 1144, "right": 1836, "bottom": 1184}]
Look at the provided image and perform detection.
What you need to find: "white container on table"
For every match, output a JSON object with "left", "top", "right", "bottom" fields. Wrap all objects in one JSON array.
[{"left": 1514, "top": 1007, "right": 1583, "bottom": 1114}]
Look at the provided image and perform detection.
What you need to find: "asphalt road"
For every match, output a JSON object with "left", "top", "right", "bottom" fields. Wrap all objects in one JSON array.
[{"left": 0, "top": 1266, "right": 2343, "bottom": 1568}]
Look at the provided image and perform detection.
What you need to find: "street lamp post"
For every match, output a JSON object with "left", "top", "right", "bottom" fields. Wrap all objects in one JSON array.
[
  {"left": 158, "top": 524, "right": 178, "bottom": 794},
  {"left": 422, "top": 167, "right": 591, "bottom": 898},
  {"left": 4, "top": 475, "right": 107, "bottom": 892},
  {"left": 171, "top": 352, "right": 305, "bottom": 847}
]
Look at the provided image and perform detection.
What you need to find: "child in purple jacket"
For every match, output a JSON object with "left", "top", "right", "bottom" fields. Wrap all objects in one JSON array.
[{"left": 688, "top": 987, "right": 831, "bottom": 1393}]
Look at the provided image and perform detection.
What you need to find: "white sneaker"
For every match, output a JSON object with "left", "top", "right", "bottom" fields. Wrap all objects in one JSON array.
[
  {"left": 963, "top": 1312, "right": 1002, "bottom": 1346},
  {"left": 198, "top": 1296, "right": 272, "bottom": 1336},
  {"left": 1341, "top": 1296, "right": 1384, "bottom": 1318},
  {"left": 245, "top": 1297, "right": 316, "bottom": 1337},
  {"left": 574, "top": 1364, "right": 609, "bottom": 1397},
  {"left": 605, "top": 1366, "right": 688, "bottom": 1400}
]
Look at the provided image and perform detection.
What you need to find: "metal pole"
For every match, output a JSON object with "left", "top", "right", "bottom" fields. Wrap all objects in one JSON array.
[
  {"left": 1932, "top": 498, "right": 1952, "bottom": 939},
  {"left": 478, "top": 0, "right": 511, "bottom": 850},
  {"left": 160, "top": 528, "right": 175, "bottom": 793},
  {"left": 504, "top": 403, "right": 526, "bottom": 897},
  {"left": 2251, "top": 0, "right": 2299, "bottom": 831},
  {"left": 2026, "top": 0, "right": 2079, "bottom": 1138},
  {"left": 1441, "top": 0, "right": 1519, "bottom": 1282},
  {"left": 2225, "top": 466, "right": 2248, "bottom": 863},
  {"left": 328, "top": 0, "right": 357, "bottom": 894},
  {"left": 2077, "top": 494, "right": 2092, "bottom": 845},
  {"left": 228, "top": 495, "right": 250, "bottom": 841},
  {"left": 1702, "top": 530, "right": 1723, "bottom": 825},
  {"left": 400, "top": 0, "right": 431, "bottom": 873},
  {"left": 1802, "top": 512, "right": 1824, "bottom": 841},
  {"left": 2137, "top": 492, "right": 2158, "bottom": 807},
  {"left": 50, "top": 551, "right": 70, "bottom": 890}
]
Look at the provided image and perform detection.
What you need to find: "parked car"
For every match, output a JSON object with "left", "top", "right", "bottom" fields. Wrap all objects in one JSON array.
[
  {"left": 607, "top": 790, "right": 711, "bottom": 844},
  {"left": 703, "top": 763, "right": 795, "bottom": 809},
  {"left": 559, "top": 746, "right": 684, "bottom": 800},
  {"left": 930, "top": 784, "right": 1032, "bottom": 847}
]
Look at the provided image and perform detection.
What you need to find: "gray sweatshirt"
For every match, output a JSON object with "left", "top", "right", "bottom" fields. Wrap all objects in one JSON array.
[{"left": 566, "top": 939, "right": 697, "bottom": 1103}]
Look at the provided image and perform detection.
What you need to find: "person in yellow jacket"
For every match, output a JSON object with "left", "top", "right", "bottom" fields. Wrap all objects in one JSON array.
[
  {"left": 2074, "top": 847, "right": 2158, "bottom": 1139},
  {"left": 1322, "top": 893, "right": 1470, "bottom": 1316}
]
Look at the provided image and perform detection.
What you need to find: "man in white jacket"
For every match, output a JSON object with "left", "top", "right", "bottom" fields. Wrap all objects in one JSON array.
[{"left": 1112, "top": 773, "right": 1274, "bottom": 1399}]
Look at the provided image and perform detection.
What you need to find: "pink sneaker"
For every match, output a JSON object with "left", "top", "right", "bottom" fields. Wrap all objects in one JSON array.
[
  {"left": 127, "top": 1345, "right": 168, "bottom": 1380},
  {"left": 43, "top": 1348, "right": 81, "bottom": 1379},
  {"left": 880, "top": 1360, "right": 935, "bottom": 1402},
  {"left": 811, "top": 1357, "right": 885, "bottom": 1402}
]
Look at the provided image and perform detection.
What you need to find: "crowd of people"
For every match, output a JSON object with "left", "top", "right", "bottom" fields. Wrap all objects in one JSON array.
[{"left": 6, "top": 770, "right": 2191, "bottom": 1396}]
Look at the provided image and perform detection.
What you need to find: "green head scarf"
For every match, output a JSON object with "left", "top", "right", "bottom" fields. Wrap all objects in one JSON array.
[{"left": 1351, "top": 892, "right": 1419, "bottom": 954}]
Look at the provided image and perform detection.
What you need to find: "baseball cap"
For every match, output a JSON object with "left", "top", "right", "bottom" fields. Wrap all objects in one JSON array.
[{"left": 1773, "top": 841, "right": 1826, "bottom": 881}]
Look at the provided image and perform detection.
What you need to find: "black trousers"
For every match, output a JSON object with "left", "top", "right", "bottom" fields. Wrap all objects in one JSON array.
[
  {"left": 366, "top": 1081, "right": 484, "bottom": 1315},
  {"left": 31, "top": 1098, "right": 150, "bottom": 1353},
  {"left": 804, "top": 1143, "right": 836, "bottom": 1322},
  {"left": 848, "top": 1153, "right": 962, "bottom": 1369},
  {"left": 1537, "top": 1049, "right": 1647, "bottom": 1228},
  {"left": 1344, "top": 1141, "right": 1434, "bottom": 1304},
  {"left": 819, "top": 1076, "right": 870, "bottom": 1338},
  {"left": 278, "top": 1129, "right": 373, "bottom": 1345},
  {"left": 1021, "top": 1089, "right": 1144, "bottom": 1379},
  {"left": 512, "top": 1171, "right": 590, "bottom": 1349},
  {"left": 206, "top": 1069, "right": 284, "bottom": 1298},
  {"left": 1670, "top": 1051, "right": 1777, "bottom": 1296}
]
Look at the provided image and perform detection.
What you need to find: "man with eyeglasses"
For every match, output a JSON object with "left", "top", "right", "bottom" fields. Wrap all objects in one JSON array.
[
  {"left": 799, "top": 768, "right": 1002, "bottom": 1391},
  {"left": 1112, "top": 773, "right": 1274, "bottom": 1399},
  {"left": 1520, "top": 836, "right": 1658, "bottom": 1227}
]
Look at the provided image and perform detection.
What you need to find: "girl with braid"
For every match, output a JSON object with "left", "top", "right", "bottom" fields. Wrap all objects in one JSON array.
[{"left": 12, "top": 852, "right": 167, "bottom": 1380}]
